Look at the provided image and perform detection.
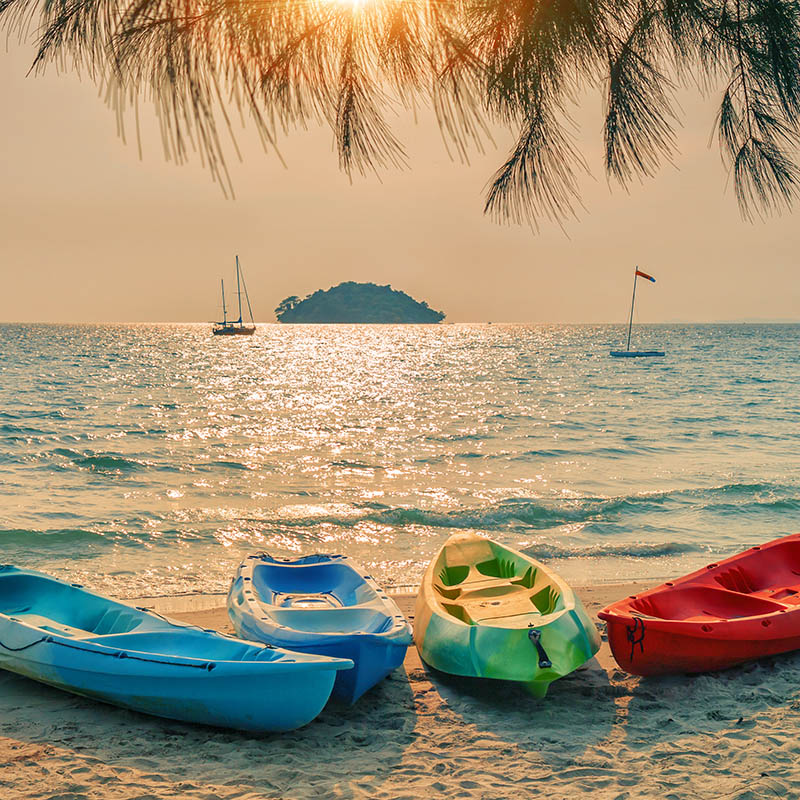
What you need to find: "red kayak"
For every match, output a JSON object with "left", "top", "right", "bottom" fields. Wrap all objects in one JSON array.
[{"left": 599, "top": 533, "right": 800, "bottom": 676}]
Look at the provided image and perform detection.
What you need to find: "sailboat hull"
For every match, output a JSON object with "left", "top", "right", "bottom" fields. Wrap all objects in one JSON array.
[
  {"left": 610, "top": 350, "right": 664, "bottom": 358},
  {"left": 213, "top": 326, "right": 256, "bottom": 336}
]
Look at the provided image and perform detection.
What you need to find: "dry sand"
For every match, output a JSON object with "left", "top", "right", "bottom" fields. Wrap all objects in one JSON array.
[{"left": 2, "top": 582, "right": 799, "bottom": 799}]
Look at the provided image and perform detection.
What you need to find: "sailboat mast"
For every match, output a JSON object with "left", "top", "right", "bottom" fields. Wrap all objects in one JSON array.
[
  {"left": 239, "top": 263, "right": 255, "bottom": 325},
  {"left": 625, "top": 267, "right": 639, "bottom": 351},
  {"left": 221, "top": 279, "right": 228, "bottom": 324},
  {"left": 236, "top": 255, "right": 243, "bottom": 325}
]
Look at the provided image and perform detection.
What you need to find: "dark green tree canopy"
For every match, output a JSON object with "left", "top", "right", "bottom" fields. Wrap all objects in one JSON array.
[
  {"left": 274, "top": 296, "right": 302, "bottom": 317},
  {"left": 276, "top": 282, "right": 446, "bottom": 323},
  {"left": 4, "top": 0, "right": 800, "bottom": 227}
]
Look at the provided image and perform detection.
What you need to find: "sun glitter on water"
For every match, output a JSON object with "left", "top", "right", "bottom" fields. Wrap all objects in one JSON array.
[{"left": 324, "top": 0, "right": 369, "bottom": 9}]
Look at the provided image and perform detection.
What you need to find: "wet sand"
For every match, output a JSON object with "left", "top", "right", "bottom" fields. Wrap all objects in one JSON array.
[{"left": 2, "top": 581, "right": 798, "bottom": 799}]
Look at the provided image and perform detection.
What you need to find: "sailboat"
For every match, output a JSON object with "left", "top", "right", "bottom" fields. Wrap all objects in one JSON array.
[
  {"left": 213, "top": 256, "right": 256, "bottom": 336},
  {"left": 610, "top": 267, "right": 665, "bottom": 358}
]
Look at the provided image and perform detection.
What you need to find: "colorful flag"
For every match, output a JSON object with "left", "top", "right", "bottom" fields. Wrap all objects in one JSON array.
[{"left": 635, "top": 269, "right": 656, "bottom": 283}]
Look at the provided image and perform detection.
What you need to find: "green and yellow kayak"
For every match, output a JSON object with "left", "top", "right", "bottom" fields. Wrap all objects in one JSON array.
[{"left": 414, "top": 533, "right": 600, "bottom": 696}]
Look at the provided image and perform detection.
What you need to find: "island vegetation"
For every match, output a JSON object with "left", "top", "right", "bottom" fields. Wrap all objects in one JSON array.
[{"left": 275, "top": 282, "right": 445, "bottom": 324}]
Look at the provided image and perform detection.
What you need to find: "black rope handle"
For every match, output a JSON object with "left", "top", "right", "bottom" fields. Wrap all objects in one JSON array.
[
  {"left": 0, "top": 631, "right": 216, "bottom": 670},
  {"left": 0, "top": 634, "right": 51, "bottom": 652},
  {"left": 528, "top": 627, "right": 552, "bottom": 669},
  {"left": 626, "top": 616, "right": 646, "bottom": 662}
]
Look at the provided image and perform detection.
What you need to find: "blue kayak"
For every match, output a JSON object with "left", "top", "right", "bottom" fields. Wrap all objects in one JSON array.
[
  {"left": 228, "top": 554, "right": 413, "bottom": 703},
  {"left": 0, "top": 565, "right": 352, "bottom": 732}
]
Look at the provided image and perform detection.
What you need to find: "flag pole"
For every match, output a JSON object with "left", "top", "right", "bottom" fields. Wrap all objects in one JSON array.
[{"left": 626, "top": 267, "right": 639, "bottom": 352}]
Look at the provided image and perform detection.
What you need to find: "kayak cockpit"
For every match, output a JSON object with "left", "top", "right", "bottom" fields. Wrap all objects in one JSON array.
[
  {"left": 628, "top": 586, "right": 786, "bottom": 622},
  {"left": 251, "top": 558, "right": 380, "bottom": 607},
  {"left": 621, "top": 540, "right": 800, "bottom": 623},
  {"left": 231, "top": 558, "right": 394, "bottom": 635},
  {"left": 432, "top": 539, "right": 565, "bottom": 625},
  {"left": 710, "top": 541, "right": 800, "bottom": 600},
  {"left": 0, "top": 572, "right": 157, "bottom": 639},
  {"left": 257, "top": 607, "right": 394, "bottom": 635}
]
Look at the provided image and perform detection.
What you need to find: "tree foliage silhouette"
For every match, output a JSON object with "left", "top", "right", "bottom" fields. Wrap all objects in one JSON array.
[{"left": 3, "top": 0, "right": 800, "bottom": 226}]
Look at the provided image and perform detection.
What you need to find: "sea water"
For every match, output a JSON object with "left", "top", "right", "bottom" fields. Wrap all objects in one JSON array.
[{"left": 1, "top": 323, "right": 798, "bottom": 598}]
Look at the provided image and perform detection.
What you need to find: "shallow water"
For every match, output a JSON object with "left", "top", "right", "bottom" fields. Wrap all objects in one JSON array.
[{"left": 1, "top": 323, "right": 798, "bottom": 597}]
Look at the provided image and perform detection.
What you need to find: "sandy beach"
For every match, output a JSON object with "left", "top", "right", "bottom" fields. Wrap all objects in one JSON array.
[{"left": 2, "top": 581, "right": 798, "bottom": 800}]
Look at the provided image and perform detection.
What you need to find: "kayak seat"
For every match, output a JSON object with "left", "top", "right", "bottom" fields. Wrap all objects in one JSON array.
[
  {"left": 265, "top": 607, "right": 393, "bottom": 635},
  {"left": 434, "top": 564, "right": 540, "bottom": 601},
  {"left": 441, "top": 603, "right": 474, "bottom": 624},
  {"left": 0, "top": 573, "right": 150, "bottom": 637},
  {"left": 13, "top": 613, "right": 95, "bottom": 639},
  {"left": 90, "top": 608, "right": 146, "bottom": 636},
  {"left": 459, "top": 587, "right": 539, "bottom": 622},
  {"left": 475, "top": 557, "right": 519, "bottom": 580},
  {"left": 713, "top": 566, "right": 758, "bottom": 594},
  {"left": 438, "top": 565, "right": 470, "bottom": 586},
  {"left": 252, "top": 562, "right": 377, "bottom": 607},
  {"left": 712, "top": 542, "right": 800, "bottom": 595},
  {"left": 630, "top": 586, "right": 785, "bottom": 621},
  {"left": 715, "top": 568, "right": 800, "bottom": 601},
  {"left": 272, "top": 592, "right": 342, "bottom": 609},
  {"left": 434, "top": 577, "right": 508, "bottom": 602},
  {"left": 438, "top": 581, "right": 562, "bottom": 622},
  {"left": 433, "top": 538, "right": 565, "bottom": 624}
]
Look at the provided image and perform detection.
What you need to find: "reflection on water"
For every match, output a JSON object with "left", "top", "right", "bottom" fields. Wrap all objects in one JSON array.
[{"left": 1, "top": 323, "right": 799, "bottom": 596}]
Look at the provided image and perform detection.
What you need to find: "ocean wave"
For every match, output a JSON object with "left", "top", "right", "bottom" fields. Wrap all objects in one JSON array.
[
  {"left": 701, "top": 482, "right": 777, "bottom": 496},
  {"left": 253, "top": 494, "right": 668, "bottom": 532},
  {"left": 512, "top": 444, "right": 674, "bottom": 460},
  {"left": 671, "top": 484, "right": 800, "bottom": 513},
  {"left": 47, "top": 448, "right": 153, "bottom": 473},
  {"left": 0, "top": 528, "right": 111, "bottom": 547},
  {"left": 252, "top": 484, "right": 800, "bottom": 534},
  {"left": 0, "top": 423, "right": 47, "bottom": 435},
  {"left": 521, "top": 541, "right": 706, "bottom": 559},
  {"left": 203, "top": 460, "right": 254, "bottom": 471},
  {"left": 363, "top": 499, "right": 621, "bottom": 529},
  {"left": 77, "top": 455, "right": 149, "bottom": 472},
  {"left": 329, "top": 460, "right": 377, "bottom": 470},
  {"left": 427, "top": 433, "right": 487, "bottom": 443},
  {"left": 707, "top": 498, "right": 800, "bottom": 514}
]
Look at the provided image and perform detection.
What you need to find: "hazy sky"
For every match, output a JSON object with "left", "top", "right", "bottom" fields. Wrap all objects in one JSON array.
[{"left": 2, "top": 39, "right": 799, "bottom": 323}]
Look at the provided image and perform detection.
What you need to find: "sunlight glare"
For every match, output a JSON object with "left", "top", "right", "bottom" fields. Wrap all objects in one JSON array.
[{"left": 320, "top": 0, "right": 370, "bottom": 10}]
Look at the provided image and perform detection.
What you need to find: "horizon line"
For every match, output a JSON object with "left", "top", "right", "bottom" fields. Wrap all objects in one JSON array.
[{"left": 2, "top": 319, "right": 800, "bottom": 326}]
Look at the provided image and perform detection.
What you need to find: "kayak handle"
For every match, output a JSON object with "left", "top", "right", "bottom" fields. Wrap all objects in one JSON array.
[{"left": 528, "top": 627, "right": 552, "bottom": 669}]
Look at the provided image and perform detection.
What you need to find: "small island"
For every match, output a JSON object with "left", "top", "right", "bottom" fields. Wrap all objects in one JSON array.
[{"left": 275, "top": 281, "right": 446, "bottom": 324}]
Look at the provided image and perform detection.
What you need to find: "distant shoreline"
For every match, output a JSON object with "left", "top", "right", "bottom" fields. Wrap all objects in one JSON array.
[{"left": 2, "top": 320, "right": 800, "bottom": 326}]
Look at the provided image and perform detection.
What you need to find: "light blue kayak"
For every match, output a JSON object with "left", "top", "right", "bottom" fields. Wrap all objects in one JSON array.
[
  {"left": 228, "top": 554, "right": 413, "bottom": 703},
  {"left": 0, "top": 565, "right": 352, "bottom": 732}
]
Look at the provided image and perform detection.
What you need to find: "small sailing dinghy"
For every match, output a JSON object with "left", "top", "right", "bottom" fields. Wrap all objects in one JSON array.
[
  {"left": 213, "top": 255, "right": 256, "bottom": 336},
  {"left": 228, "top": 554, "right": 413, "bottom": 703},
  {"left": 0, "top": 566, "right": 352, "bottom": 731},
  {"left": 599, "top": 533, "right": 800, "bottom": 676},
  {"left": 610, "top": 267, "right": 665, "bottom": 357},
  {"left": 414, "top": 533, "right": 600, "bottom": 697}
]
